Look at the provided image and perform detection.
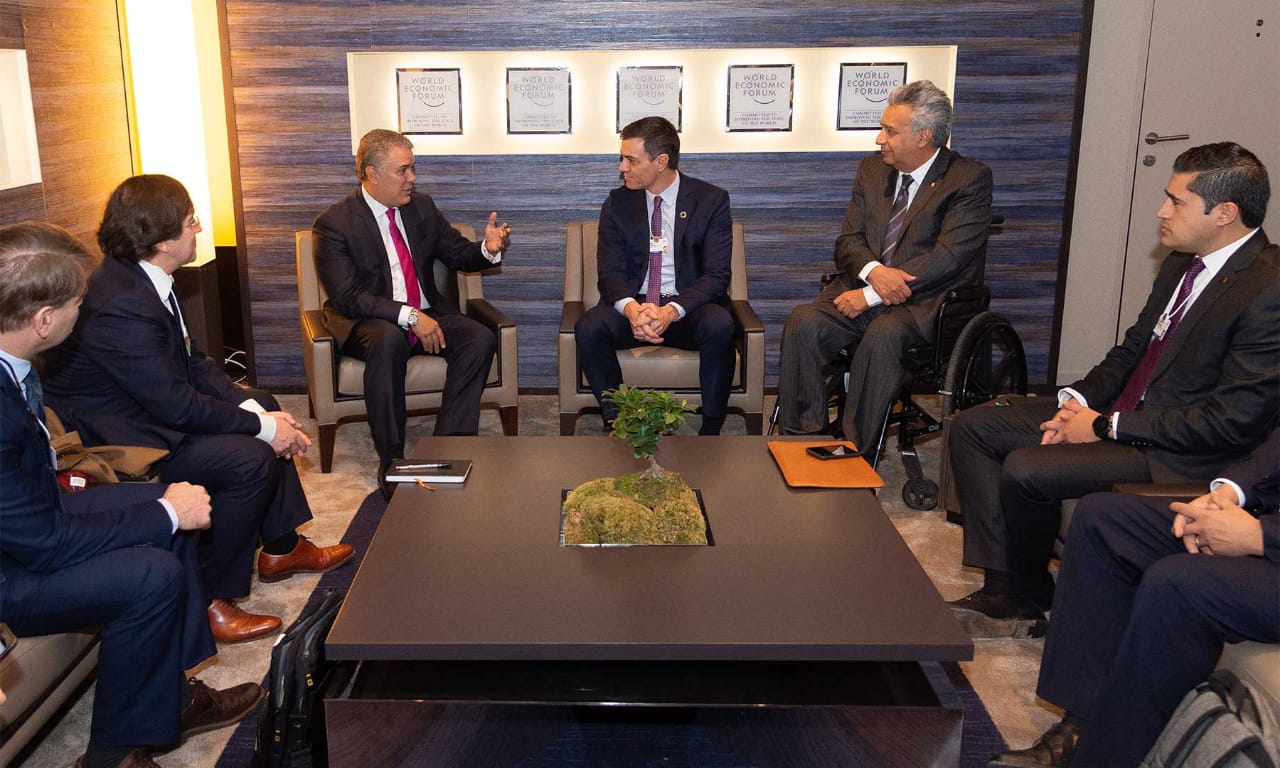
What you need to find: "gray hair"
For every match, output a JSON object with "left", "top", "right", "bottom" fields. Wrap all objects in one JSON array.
[
  {"left": 356, "top": 129, "right": 414, "bottom": 180},
  {"left": 887, "top": 80, "right": 953, "bottom": 147},
  {"left": 0, "top": 222, "right": 94, "bottom": 332}
]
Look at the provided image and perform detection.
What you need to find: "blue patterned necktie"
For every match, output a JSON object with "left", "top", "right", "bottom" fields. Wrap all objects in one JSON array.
[
  {"left": 881, "top": 175, "right": 913, "bottom": 265},
  {"left": 23, "top": 367, "right": 44, "bottom": 425}
]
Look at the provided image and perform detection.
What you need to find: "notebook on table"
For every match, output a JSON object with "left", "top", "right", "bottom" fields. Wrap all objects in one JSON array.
[
  {"left": 766, "top": 441, "right": 884, "bottom": 489},
  {"left": 384, "top": 459, "right": 473, "bottom": 484}
]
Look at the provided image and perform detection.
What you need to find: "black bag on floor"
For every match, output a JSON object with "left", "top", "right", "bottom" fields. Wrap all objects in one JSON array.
[
  {"left": 253, "top": 589, "right": 347, "bottom": 768},
  {"left": 1141, "top": 668, "right": 1280, "bottom": 768}
]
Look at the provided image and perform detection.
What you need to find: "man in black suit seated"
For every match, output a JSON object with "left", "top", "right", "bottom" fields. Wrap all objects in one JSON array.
[
  {"left": 574, "top": 116, "right": 736, "bottom": 435},
  {"left": 989, "top": 424, "right": 1279, "bottom": 767},
  {"left": 313, "top": 129, "right": 512, "bottom": 497},
  {"left": 0, "top": 222, "right": 264, "bottom": 768},
  {"left": 42, "top": 176, "right": 353, "bottom": 645},
  {"left": 948, "top": 142, "right": 1279, "bottom": 636},
  {"left": 776, "top": 80, "right": 993, "bottom": 461}
]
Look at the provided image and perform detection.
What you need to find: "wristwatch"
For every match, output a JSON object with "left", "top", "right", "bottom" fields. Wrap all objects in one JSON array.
[
  {"left": 406, "top": 307, "right": 420, "bottom": 327},
  {"left": 1092, "top": 414, "right": 1112, "bottom": 440}
]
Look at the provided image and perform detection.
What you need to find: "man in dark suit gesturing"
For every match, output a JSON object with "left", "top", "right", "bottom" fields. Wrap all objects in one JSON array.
[
  {"left": 777, "top": 80, "right": 993, "bottom": 460},
  {"left": 949, "top": 142, "right": 1279, "bottom": 637},
  {"left": 575, "top": 116, "right": 736, "bottom": 435},
  {"left": 313, "top": 128, "right": 512, "bottom": 494},
  {"left": 0, "top": 222, "right": 263, "bottom": 768},
  {"left": 43, "top": 176, "right": 353, "bottom": 645}
]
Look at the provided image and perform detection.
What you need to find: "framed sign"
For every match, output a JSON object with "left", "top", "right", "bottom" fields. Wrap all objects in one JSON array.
[
  {"left": 837, "top": 63, "right": 907, "bottom": 130},
  {"left": 616, "top": 66, "right": 683, "bottom": 131},
  {"left": 726, "top": 64, "right": 794, "bottom": 132},
  {"left": 506, "top": 67, "right": 572, "bottom": 134},
  {"left": 397, "top": 68, "right": 462, "bottom": 135}
]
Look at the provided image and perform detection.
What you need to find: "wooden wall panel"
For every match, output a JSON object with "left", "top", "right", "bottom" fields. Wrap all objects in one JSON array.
[
  {"left": 225, "top": 0, "right": 1084, "bottom": 391},
  {"left": 0, "top": 0, "right": 133, "bottom": 250}
]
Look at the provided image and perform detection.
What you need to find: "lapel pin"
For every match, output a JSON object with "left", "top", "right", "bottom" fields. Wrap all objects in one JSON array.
[
  {"left": 929, "top": 181, "right": 937, "bottom": 188},
  {"left": 679, "top": 211, "right": 688, "bottom": 219}
]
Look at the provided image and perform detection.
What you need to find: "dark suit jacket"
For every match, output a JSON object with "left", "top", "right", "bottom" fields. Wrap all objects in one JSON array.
[
  {"left": 41, "top": 255, "right": 260, "bottom": 451},
  {"left": 1072, "top": 230, "right": 1280, "bottom": 479},
  {"left": 833, "top": 148, "right": 993, "bottom": 340},
  {"left": 1222, "top": 423, "right": 1280, "bottom": 561},
  {"left": 312, "top": 188, "right": 495, "bottom": 347},
  {"left": 595, "top": 173, "right": 733, "bottom": 314},
  {"left": 0, "top": 372, "right": 170, "bottom": 584}
]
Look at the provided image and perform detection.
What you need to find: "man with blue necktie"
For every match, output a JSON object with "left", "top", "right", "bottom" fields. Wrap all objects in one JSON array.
[{"left": 0, "top": 222, "right": 264, "bottom": 768}]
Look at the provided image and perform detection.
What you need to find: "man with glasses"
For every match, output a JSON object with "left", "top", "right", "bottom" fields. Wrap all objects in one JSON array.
[{"left": 42, "top": 176, "right": 353, "bottom": 645}]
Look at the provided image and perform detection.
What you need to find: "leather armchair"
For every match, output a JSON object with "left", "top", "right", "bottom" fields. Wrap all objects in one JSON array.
[
  {"left": 297, "top": 227, "right": 518, "bottom": 472},
  {"left": 558, "top": 220, "right": 764, "bottom": 435}
]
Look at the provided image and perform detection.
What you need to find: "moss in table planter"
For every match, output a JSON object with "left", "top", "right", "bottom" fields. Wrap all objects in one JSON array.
[{"left": 562, "top": 470, "right": 706, "bottom": 546}]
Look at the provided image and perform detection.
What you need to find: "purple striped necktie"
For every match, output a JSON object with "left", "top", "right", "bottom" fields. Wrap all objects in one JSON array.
[
  {"left": 1111, "top": 256, "right": 1206, "bottom": 412},
  {"left": 645, "top": 196, "right": 663, "bottom": 305},
  {"left": 881, "top": 175, "right": 913, "bottom": 265}
]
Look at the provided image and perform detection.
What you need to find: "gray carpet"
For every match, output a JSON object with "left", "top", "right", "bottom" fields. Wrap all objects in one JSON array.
[{"left": 19, "top": 394, "right": 1059, "bottom": 767}]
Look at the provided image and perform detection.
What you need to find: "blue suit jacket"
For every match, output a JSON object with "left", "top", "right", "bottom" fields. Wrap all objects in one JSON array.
[
  {"left": 595, "top": 173, "right": 733, "bottom": 314},
  {"left": 41, "top": 255, "right": 260, "bottom": 451},
  {"left": 0, "top": 372, "right": 170, "bottom": 600}
]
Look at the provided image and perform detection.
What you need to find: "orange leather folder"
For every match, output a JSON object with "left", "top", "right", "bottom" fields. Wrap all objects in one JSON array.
[{"left": 767, "top": 440, "right": 885, "bottom": 489}]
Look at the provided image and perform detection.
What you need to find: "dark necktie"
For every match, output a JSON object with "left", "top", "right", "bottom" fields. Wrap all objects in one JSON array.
[
  {"left": 23, "top": 367, "right": 44, "bottom": 426},
  {"left": 1112, "top": 256, "right": 1207, "bottom": 412},
  {"left": 881, "top": 175, "right": 913, "bottom": 265},
  {"left": 645, "top": 196, "right": 663, "bottom": 305},
  {"left": 167, "top": 292, "right": 191, "bottom": 356},
  {"left": 387, "top": 208, "right": 421, "bottom": 343}
]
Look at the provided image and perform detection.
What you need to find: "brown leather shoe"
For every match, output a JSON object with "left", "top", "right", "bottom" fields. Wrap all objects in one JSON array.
[
  {"left": 73, "top": 748, "right": 160, "bottom": 767},
  {"left": 257, "top": 535, "right": 354, "bottom": 583},
  {"left": 179, "top": 676, "right": 266, "bottom": 739},
  {"left": 988, "top": 717, "right": 1080, "bottom": 767},
  {"left": 207, "top": 598, "right": 281, "bottom": 644}
]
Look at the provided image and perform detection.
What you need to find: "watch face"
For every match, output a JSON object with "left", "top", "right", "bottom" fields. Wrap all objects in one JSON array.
[{"left": 1093, "top": 415, "right": 1110, "bottom": 438}]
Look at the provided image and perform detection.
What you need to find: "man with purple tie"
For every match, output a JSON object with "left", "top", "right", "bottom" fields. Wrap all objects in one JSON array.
[
  {"left": 947, "top": 142, "right": 1279, "bottom": 638},
  {"left": 574, "top": 116, "right": 735, "bottom": 435}
]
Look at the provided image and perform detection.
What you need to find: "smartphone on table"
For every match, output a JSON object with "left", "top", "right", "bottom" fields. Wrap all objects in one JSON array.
[{"left": 805, "top": 444, "right": 860, "bottom": 460}]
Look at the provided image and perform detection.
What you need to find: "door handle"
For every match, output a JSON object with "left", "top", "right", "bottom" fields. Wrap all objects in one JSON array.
[{"left": 1144, "top": 132, "right": 1190, "bottom": 145}]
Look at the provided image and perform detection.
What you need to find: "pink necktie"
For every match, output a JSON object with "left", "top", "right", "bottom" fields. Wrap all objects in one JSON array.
[
  {"left": 1112, "top": 256, "right": 1206, "bottom": 412},
  {"left": 387, "top": 209, "right": 420, "bottom": 343},
  {"left": 645, "top": 196, "right": 663, "bottom": 305}
]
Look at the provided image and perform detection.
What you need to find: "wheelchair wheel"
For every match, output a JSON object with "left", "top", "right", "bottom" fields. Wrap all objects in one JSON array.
[
  {"left": 940, "top": 311, "right": 1027, "bottom": 416},
  {"left": 902, "top": 477, "right": 940, "bottom": 510}
]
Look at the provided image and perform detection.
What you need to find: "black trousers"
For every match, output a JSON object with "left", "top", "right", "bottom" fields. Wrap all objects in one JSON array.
[
  {"left": 948, "top": 398, "right": 1170, "bottom": 575},
  {"left": 574, "top": 300, "right": 735, "bottom": 421},
  {"left": 4, "top": 483, "right": 216, "bottom": 747},
  {"left": 158, "top": 389, "right": 311, "bottom": 600},
  {"left": 341, "top": 311, "right": 496, "bottom": 463},
  {"left": 1038, "top": 492, "right": 1280, "bottom": 766}
]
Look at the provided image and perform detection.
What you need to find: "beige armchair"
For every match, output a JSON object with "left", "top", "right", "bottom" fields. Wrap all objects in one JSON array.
[
  {"left": 297, "top": 227, "right": 518, "bottom": 472},
  {"left": 558, "top": 220, "right": 764, "bottom": 435}
]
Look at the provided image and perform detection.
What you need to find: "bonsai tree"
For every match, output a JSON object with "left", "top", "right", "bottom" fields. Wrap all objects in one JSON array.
[{"left": 603, "top": 385, "right": 696, "bottom": 478}]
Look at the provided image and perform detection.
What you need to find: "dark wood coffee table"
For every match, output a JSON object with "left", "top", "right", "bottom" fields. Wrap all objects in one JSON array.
[{"left": 325, "top": 436, "right": 972, "bottom": 767}]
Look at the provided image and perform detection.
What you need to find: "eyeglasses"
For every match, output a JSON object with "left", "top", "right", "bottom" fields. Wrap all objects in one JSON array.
[{"left": 184, "top": 215, "right": 201, "bottom": 230}]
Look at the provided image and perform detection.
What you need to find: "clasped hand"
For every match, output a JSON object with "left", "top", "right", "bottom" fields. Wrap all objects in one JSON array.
[
  {"left": 1171, "top": 485, "right": 1263, "bottom": 557},
  {"left": 626, "top": 302, "right": 676, "bottom": 343},
  {"left": 267, "top": 411, "right": 311, "bottom": 459},
  {"left": 1039, "top": 399, "right": 1102, "bottom": 445},
  {"left": 866, "top": 266, "right": 916, "bottom": 305}
]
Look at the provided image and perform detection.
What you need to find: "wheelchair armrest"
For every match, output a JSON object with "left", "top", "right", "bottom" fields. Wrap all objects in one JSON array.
[
  {"left": 560, "top": 301, "right": 585, "bottom": 334},
  {"left": 465, "top": 298, "right": 516, "bottom": 335},
  {"left": 1111, "top": 482, "right": 1205, "bottom": 502},
  {"left": 820, "top": 271, "right": 843, "bottom": 287},
  {"left": 302, "top": 309, "right": 333, "bottom": 343},
  {"left": 943, "top": 285, "right": 991, "bottom": 304},
  {"left": 730, "top": 300, "right": 764, "bottom": 335}
]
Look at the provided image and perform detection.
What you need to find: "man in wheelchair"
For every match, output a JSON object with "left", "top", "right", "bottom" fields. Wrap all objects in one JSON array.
[{"left": 776, "top": 80, "right": 993, "bottom": 462}]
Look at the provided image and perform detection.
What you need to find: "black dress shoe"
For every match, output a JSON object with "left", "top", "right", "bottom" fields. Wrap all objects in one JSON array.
[
  {"left": 988, "top": 717, "right": 1080, "bottom": 767},
  {"left": 376, "top": 462, "right": 394, "bottom": 502},
  {"left": 949, "top": 586, "right": 1047, "bottom": 638}
]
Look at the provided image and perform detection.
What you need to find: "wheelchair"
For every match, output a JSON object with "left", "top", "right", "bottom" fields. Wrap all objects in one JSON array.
[{"left": 770, "top": 278, "right": 1027, "bottom": 512}]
